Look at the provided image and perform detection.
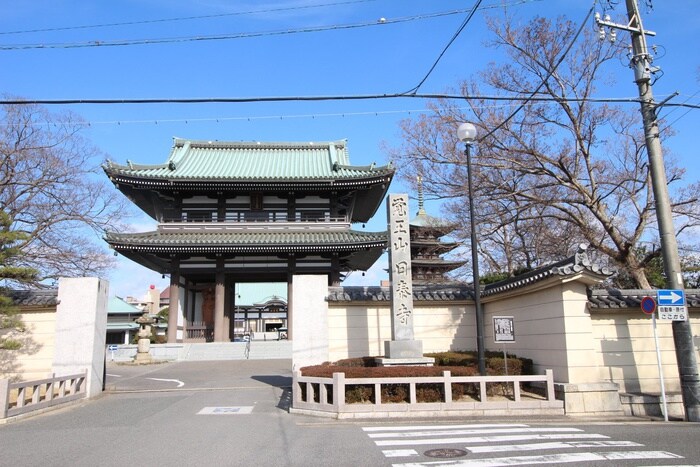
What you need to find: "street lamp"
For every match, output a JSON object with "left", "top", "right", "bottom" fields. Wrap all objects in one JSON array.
[{"left": 457, "top": 122, "right": 487, "bottom": 376}]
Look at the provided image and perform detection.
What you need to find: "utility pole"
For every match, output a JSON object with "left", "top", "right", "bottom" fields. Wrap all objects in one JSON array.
[{"left": 597, "top": 0, "right": 700, "bottom": 421}]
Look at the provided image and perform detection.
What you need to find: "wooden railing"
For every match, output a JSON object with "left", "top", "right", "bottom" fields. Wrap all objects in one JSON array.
[
  {"left": 1, "top": 371, "right": 87, "bottom": 419},
  {"left": 185, "top": 321, "right": 213, "bottom": 342},
  {"left": 292, "top": 369, "right": 563, "bottom": 417}
]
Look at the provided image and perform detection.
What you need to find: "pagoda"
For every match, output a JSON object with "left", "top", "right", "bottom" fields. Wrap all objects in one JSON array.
[
  {"left": 409, "top": 178, "right": 465, "bottom": 284},
  {"left": 104, "top": 138, "right": 393, "bottom": 343}
]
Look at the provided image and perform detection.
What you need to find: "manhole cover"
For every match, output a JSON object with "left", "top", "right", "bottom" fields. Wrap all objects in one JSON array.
[{"left": 424, "top": 448, "right": 468, "bottom": 459}]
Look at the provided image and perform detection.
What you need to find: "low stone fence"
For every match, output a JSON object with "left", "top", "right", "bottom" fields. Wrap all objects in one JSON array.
[
  {"left": 291, "top": 369, "right": 563, "bottom": 419},
  {"left": 1, "top": 371, "right": 87, "bottom": 420}
]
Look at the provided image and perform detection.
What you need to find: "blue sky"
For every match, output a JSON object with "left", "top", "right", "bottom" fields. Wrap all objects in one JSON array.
[{"left": 1, "top": 0, "right": 698, "bottom": 298}]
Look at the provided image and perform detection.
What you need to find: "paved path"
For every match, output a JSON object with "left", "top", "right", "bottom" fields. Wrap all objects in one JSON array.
[
  {"left": 2, "top": 360, "right": 699, "bottom": 466},
  {"left": 0, "top": 359, "right": 385, "bottom": 466}
]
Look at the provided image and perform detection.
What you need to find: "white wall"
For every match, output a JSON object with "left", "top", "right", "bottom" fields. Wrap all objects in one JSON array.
[
  {"left": 591, "top": 311, "right": 700, "bottom": 393},
  {"left": 328, "top": 301, "right": 472, "bottom": 361},
  {"left": 292, "top": 275, "right": 328, "bottom": 369},
  {"left": 53, "top": 277, "right": 109, "bottom": 398}
]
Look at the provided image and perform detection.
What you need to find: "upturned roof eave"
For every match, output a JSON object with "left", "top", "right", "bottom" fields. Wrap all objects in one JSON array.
[
  {"left": 104, "top": 171, "right": 394, "bottom": 188},
  {"left": 104, "top": 230, "right": 389, "bottom": 251}
]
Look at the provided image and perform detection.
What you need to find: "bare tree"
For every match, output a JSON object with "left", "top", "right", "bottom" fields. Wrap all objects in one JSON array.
[
  {"left": 0, "top": 100, "right": 130, "bottom": 285},
  {"left": 389, "top": 15, "right": 700, "bottom": 288}
]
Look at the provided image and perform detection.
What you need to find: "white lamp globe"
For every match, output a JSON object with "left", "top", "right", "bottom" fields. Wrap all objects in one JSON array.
[{"left": 457, "top": 122, "right": 477, "bottom": 143}]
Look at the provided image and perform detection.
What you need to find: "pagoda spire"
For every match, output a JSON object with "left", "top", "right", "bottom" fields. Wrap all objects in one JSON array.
[{"left": 416, "top": 175, "right": 427, "bottom": 217}]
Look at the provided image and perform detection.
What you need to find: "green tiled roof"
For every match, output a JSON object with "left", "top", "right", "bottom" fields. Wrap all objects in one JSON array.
[
  {"left": 105, "top": 229, "right": 388, "bottom": 251},
  {"left": 104, "top": 138, "right": 393, "bottom": 182},
  {"left": 108, "top": 296, "right": 142, "bottom": 315}
]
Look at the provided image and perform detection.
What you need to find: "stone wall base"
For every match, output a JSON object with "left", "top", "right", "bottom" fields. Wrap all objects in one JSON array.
[
  {"left": 554, "top": 381, "right": 625, "bottom": 416},
  {"left": 619, "top": 392, "right": 685, "bottom": 420}
]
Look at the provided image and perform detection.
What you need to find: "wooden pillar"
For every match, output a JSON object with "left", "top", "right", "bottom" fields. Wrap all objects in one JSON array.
[
  {"left": 217, "top": 192, "right": 225, "bottom": 222},
  {"left": 330, "top": 253, "right": 340, "bottom": 286},
  {"left": 287, "top": 191, "right": 296, "bottom": 221},
  {"left": 214, "top": 257, "right": 226, "bottom": 342},
  {"left": 167, "top": 257, "right": 180, "bottom": 343}
]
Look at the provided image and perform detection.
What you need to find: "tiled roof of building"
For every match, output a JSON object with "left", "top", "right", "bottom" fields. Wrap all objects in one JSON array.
[
  {"left": 481, "top": 244, "right": 612, "bottom": 297},
  {"left": 105, "top": 229, "right": 387, "bottom": 251},
  {"left": 588, "top": 289, "right": 700, "bottom": 309},
  {"left": 104, "top": 139, "right": 393, "bottom": 182},
  {"left": 329, "top": 245, "right": 613, "bottom": 302},
  {"left": 108, "top": 296, "right": 142, "bottom": 315},
  {"left": 327, "top": 285, "right": 470, "bottom": 302},
  {"left": 7, "top": 289, "right": 58, "bottom": 307}
]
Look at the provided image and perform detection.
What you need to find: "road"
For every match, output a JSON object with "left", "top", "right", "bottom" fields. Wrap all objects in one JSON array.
[{"left": 0, "top": 360, "right": 699, "bottom": 466}]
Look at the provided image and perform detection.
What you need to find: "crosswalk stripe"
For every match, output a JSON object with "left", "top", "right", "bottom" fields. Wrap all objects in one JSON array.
[
  {"left": 362, "top": 424, "right": 529, "bottom": 432},
  {"left": 374, "top": 432, "right": 609, "bottom": 446},
  {"left": 392, "top": 450, "right": 683, "bottom": 467},
  {"left": 467, "top": 440, "right": 644, "bottom": 453},
  {"left": 383, "top": 449, "right": 419, "bottom": 458},
  {"left": 368, "top": 427, "right": 582, "bottom": 439}
]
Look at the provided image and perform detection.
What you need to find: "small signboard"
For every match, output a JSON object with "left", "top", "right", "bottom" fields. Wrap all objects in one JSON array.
[
  {"left": 107, "top": 344, "right": 118, "bottom": 351},
  {"left": 657, "top": 289, "right": 685, "bottom": 306},
  {"left": 657, "top": 289, "right": 688, "bottom": 321},
  {"left": 493, "top": 316, "right": 515, "bottom": 343}
]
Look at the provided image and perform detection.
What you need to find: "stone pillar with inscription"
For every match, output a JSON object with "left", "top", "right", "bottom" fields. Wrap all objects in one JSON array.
[{"left": 378, "top": 194, "right": 434, "bottom": 366}]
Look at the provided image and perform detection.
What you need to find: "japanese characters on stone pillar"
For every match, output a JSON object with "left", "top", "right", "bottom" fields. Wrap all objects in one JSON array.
[
  {"left": 381, "top": 194, "right": 432, "bottom": 364},
  {"left": 387, "top": 194, "right": 414, "bottom": 341}
]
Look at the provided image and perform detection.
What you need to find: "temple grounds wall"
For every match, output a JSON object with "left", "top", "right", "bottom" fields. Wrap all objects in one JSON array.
[
  {"left": 0, "top": 309, "right": 56, "bottom": 381},
  {"left": 590, "top": 310, "right": 700, "bottom": 394},
  {"left": 327, "top": 277, "right": 700, "bottom": 416},
  {"left": 328, "top": 301, "right": 471, "bottom": 361},
  {"left": 482, "top": 278, "right": 608, "bottom": 385}
]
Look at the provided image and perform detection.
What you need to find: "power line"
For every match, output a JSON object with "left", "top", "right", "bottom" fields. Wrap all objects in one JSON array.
[
  {"left": 0, "top": 8, "right": 475, "bottom": 51},
  {"left": 403, "top": 0, "right": 486, "bottom": 95},
  {"left": 0, "top": 92, "right": 657, "bottom": 106},
  {"left": 0, "top": 0, "right": 378, "bottom": 36},
  {"left": 0, "top": 0, "right": 541, "bottom": 51},
  {"left": 479, "top": 3, "right": 596, "bottom": 142}
]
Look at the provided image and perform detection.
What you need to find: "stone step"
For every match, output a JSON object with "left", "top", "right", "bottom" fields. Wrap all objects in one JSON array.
[
  {"left": 109, "top": 341, "right": 292, "bottom": 362},
  {"left": 183, "top": 341, "right": 292, "bottom": 361}
]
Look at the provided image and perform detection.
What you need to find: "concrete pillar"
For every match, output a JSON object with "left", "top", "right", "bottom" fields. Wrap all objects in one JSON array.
[
  {"left": 291, "top": 274, "right": 328, "bottom": 369},
  {"left": 53, "top": 277, "right": 108, "bottom": 398},
  {"left": 167, "top": 258, "right": 180, "bottom": 343},
  {"left": 214, "top": 258, "right": 225, "bottom": 342}
]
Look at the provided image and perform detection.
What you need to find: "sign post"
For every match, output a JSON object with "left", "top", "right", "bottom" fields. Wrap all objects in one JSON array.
[
  {"left": 107, "top": 344, "right": 118, "bottom": 362},
  {"left": 641, "top": 296, "right": 668, "bottom": 422},
  {"left": 493, "top": 316, "right": 515, "bottom": 376}
]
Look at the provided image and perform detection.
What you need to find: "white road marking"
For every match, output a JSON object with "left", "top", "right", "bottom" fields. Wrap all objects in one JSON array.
[
  {"left": 368, "top": 427, "right": 583, "bottom": 439},
  {"left": 197, "top": 406, "right": 254, "bottom": 415},
  {"left": 363, "top": 424, "right": 529, "bottom": 432},
  {"left": 467, "top": 440, "right": 643, "bottom": 453},
  {"left": 105, "top": 374, "right": 121, "bottom": 377},
  {"left": 147, "top": 377, "right": 185, "bottom": 388},
  {"left": 392, "top": 451, "right": 683, "bottom": 467},
  {"left": 383, "top": 450, "right": 419, "bottom": 458},
  {"left": 375, "top": 433, "right": 609, "bottom": 447}
]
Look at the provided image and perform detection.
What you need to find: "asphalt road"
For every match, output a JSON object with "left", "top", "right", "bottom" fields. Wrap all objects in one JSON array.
[{"left": 1, "top": 360, "right": 699, "bottom": 467}]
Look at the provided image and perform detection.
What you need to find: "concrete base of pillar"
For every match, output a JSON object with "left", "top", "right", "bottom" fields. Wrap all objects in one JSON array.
[
  {"left": 133, "top": 352, "right": 153, "bottom": 364},
  {"left": 384, "top": 339, "right": 425, "bottom": 359},
  {"left": 375, "top": 357, "right": 435, "bottom": 367},
  {"left": 554, "top": 381, "right": 625, "bottom": 416}
]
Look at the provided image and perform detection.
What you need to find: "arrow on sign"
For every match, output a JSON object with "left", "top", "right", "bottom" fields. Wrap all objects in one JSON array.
[{"left": 658, "top": 290, "right": 683, "bottom": 304}]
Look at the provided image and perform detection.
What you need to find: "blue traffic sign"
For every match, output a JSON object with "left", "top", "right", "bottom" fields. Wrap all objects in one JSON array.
[
  {"left": 641, "top": 296, "right": 656, "bottom": 314},
  {"left": 657, "top": 289, "right": 685, "bottom": 306}
]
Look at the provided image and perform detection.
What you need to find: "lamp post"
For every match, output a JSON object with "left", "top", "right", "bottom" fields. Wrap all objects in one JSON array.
[{"left": 458, "top": 122, "right": 486, "bottom": 376}]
